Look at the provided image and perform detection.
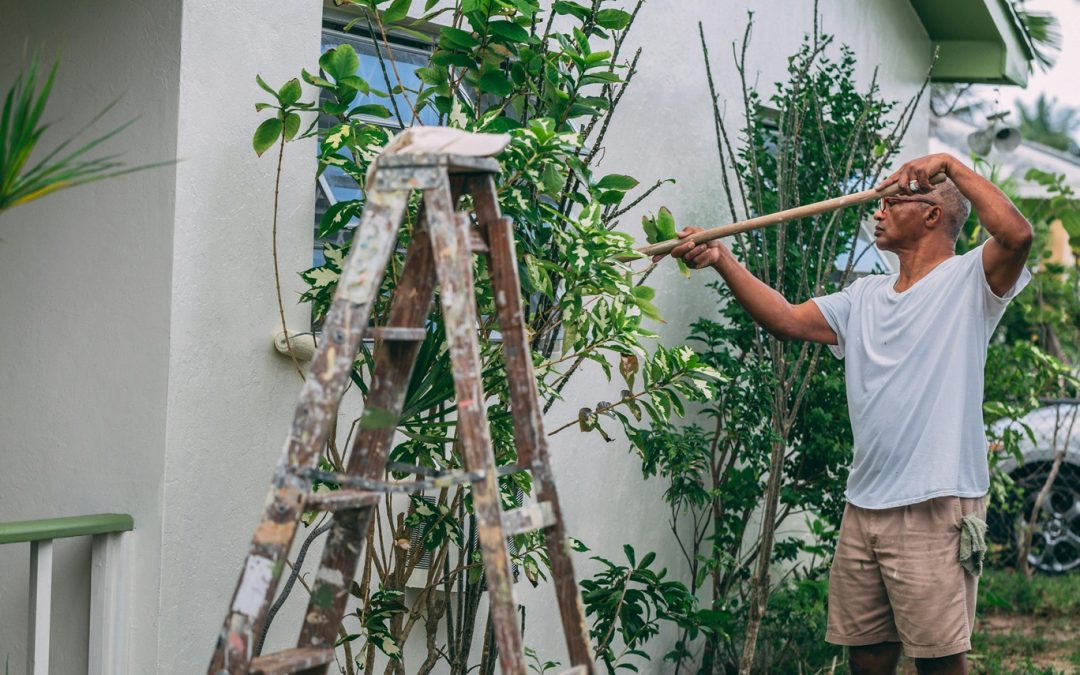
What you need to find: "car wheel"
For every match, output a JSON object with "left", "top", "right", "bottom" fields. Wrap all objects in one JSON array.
[{"left": 993, "top": 462, "right": 1080, "bottom": 574}]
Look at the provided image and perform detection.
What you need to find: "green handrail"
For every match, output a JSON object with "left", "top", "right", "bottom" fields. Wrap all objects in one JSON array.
[{"left": 0, "top": 513, "right": 134, "bottom": 545}]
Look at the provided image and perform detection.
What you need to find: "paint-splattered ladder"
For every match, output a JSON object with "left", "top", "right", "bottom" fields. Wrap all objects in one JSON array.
[{"left": 208, "top": 148, "right": 594, "bottom": 675}]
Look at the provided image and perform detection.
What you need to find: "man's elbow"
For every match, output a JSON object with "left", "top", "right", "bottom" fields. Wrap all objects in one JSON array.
[
  {"left": 999, "top": 221, "right": 1034, "bottom": 252},
  {"left": 766, "top": 317, "right": 800, "bottom": 342}
]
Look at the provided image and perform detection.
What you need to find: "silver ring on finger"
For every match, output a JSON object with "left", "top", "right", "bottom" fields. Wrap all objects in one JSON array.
[{"left": 908, "top": 179, "right": 920, "bottom": 192}]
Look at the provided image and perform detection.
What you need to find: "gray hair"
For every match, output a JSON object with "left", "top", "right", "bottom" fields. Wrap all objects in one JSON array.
[{"left": 930, "top": 179, "right": 971, "bottom": 240}]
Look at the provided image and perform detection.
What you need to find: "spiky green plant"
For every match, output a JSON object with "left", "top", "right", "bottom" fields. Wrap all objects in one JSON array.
[{"left": 0, "top": 55, "right": 163, "bottom": 213}]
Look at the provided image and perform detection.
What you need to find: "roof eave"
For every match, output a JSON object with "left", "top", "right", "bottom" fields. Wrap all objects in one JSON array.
[{"left": 910, "top": 0, "right": 1033, "bottom": 86}]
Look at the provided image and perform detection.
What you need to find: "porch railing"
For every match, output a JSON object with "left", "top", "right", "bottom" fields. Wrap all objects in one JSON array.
[{"left": 0, "top": 513, "right": 134, "bottom": 675}]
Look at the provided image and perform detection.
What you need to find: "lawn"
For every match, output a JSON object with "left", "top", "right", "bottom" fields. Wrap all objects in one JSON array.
[{"left": 967, "top": 570, "right": 1080, "bottom": 674}]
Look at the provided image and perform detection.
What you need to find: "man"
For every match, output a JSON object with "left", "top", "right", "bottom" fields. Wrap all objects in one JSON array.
[{"left": 660, "top": 153, "right": 1032, "bottom": 674}]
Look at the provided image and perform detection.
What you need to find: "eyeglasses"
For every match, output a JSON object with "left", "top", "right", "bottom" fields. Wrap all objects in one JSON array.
[{"left": 879, "top": 196, "right": 938, "bottom": 212}]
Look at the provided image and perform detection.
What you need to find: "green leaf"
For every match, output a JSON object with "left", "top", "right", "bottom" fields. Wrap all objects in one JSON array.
[
  {"left": 320, "top": 44, "right": 359, "bottom": 82},
  {"left": 282, "top": 112, "right": 301, "bottom": 141},
  {"left": 479, "top": 70, "right": 513, "bottom": 97},
  {"left": 252, "top": 117, "right": 282, "bottom": 156},
  {"left": 255, "top": 74, "right": 278, "bottom": 100},
  {"left": 347, "top": 103, "right": 392, "bottom": 118},
  {"left": 338, "top": 76, "right": 371, "bottom": 94},
  {"left": 636, "top": 298, "right": 663, "bottom": 321},
  {"left": 318, "top": 199, "right": 362, "bottom": 238},
  {"left": 278, "top": 78, "right": 302, "bottom": 106},
  {"left": 487, "top": 20, "right": 530, "bottom": 43},
  {"left": 655, "top": 206, "right": 677, "bottom": 240},
  {"left": 595, "top": 8, "right": 632, "bottom": 30},
  {"left": 440, "top": 26, "right": 479, "bottom": 50},
  {"left": 552, "top": 1, "right": 590, "bottom": 20},
  {"left": 596, "top": 174, "right": 638, "bottom": 191},
  {"left": 542, "top": 163, "right": 564, "bottom": 197},
  {"left": 383, "top": 0, "right": 412, "bottom": 23},
  {"left": 597, "top": 190, "right": 624, "bottom": 205},
  {"left": 580, "top": 72, "right": 622, "bottom": 86},
  {"left": 301, "top": 68, "right": 333, "bottom": 88}
]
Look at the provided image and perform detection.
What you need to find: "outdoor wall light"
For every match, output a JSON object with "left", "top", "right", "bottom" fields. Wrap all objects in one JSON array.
[{"left": 967, "top": 111, "right": 1021, "bottom": 156}]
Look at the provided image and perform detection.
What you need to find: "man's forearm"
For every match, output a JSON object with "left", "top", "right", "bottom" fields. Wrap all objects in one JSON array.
[
  {"left": 711, "top": 246, "right": 797, "bottom": 338},
  {"left": 945, "top": 156, "right": 1032, "bottom": 250}
]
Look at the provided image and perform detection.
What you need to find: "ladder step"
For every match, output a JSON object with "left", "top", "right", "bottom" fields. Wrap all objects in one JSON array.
[
  {"left": 304, "top": 488, "right": 381, "bottom": 511},
  {"left": 501, "top": 501, "right": 556, "bottom": 536},
  {"left": 248, "top": 647, "right": 335, "bottom": 674},
  {"left": 371, "top": 326, "right": 427, "bottom": 341}
]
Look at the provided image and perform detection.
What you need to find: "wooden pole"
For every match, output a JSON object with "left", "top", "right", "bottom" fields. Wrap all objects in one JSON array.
[{"left": 624, "top": 172, "right": 947, "bottom": 261}]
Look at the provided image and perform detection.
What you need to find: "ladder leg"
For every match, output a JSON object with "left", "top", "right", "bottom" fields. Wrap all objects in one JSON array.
[
  {"left": 296, "top": 210, "right": 442, "bottom": 660},
  {"left": 470, "top": 175, "right": 596, "bottom": 672},
  {"left": 209, "top": 189, "right": 410, "bottom": 675},
  {"left": 425, "top": 176, "right": 527, "bottom": 675}
]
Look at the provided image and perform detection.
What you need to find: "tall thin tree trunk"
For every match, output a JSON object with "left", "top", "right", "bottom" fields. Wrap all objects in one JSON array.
[{"left": 738, "top": 438, "right": 786, "bottom": 674}]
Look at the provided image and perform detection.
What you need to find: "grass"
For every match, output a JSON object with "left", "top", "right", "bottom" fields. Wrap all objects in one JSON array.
[
  {"left": 978, "top": 567, "right": 1080, "bottom": 616},
  {"left": 968, "top": 569, "right": 1080, "bottom": 674}
]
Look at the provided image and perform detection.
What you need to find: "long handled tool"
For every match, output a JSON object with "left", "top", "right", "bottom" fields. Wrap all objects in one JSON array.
[{"left": 626, "top": 172, "right": 947, "bottom": 261}]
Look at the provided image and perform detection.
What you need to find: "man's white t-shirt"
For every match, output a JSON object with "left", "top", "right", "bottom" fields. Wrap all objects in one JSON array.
[{"left": 812, "top": 242, "right": 1031, "bottom": 509}]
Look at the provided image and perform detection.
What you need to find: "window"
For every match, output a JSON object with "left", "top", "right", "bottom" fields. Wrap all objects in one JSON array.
[{"left": 314, "top": 20, "right": 438, "bottom": 268}]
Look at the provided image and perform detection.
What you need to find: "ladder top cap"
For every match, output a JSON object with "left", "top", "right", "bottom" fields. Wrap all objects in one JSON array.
[{"left": 376, "top": 153, "right": 501, "bottom": 174}]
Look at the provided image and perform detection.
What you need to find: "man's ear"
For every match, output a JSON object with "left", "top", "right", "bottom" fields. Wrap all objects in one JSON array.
[{"left": 924, "top": 204, "right": 944, "bottom": 229}]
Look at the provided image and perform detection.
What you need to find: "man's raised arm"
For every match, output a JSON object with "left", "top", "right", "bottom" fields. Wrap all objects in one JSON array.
[
  {"left": 657, "top": 228, "right": 838, "bottom": 344},
  {"left": 878, "top": 153, "right": 1033, "bottom": 296}
]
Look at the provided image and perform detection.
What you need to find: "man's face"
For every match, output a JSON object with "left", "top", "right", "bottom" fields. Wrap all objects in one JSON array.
[{"left": 872, "top": 194, "right": 940, "bottom": 252}]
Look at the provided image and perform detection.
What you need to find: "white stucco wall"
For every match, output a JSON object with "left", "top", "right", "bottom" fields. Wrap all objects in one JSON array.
[
  {"left": 0, "top": 1, "right": 181, "bottom": 673},
  {"left": 152, "top": 1, "right": 322, "bottom": 672},
  {"left": 1, "top": 1, "right": 932, "bottom": 673}
]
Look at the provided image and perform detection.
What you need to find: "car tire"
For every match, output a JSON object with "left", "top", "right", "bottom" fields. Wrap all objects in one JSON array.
[{"left": 989, "top": 462, "right": 1080, "bottom": 574}]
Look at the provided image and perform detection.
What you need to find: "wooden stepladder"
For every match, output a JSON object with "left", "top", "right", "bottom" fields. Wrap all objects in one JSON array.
[{"left": 208, "top": 147, "right": 594, "bottom": 675}]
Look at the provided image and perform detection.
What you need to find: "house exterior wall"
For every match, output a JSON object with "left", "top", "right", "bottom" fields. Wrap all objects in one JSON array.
[
  {"left": 153, "top": 1, "right": 322, "bottom": 673},
  {"left": 0, "top": 1, "right": 930, "bottom": 673},
  {"left": 0, "top": 1, "right": 181, "bottom": 673}
]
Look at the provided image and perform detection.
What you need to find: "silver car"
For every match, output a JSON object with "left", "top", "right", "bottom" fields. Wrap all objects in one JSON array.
[{"left": 990, "top": 401, "right": 1080, "bottom": 573}]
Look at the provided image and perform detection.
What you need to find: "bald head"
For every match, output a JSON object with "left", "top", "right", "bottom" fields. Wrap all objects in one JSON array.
[{"left": 928, "top": 179, "right": 971, "bottom": 240}]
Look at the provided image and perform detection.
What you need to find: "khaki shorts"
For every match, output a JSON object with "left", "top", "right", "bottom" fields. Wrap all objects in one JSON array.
[{"left": 826, "top": 495, "right": 987, "bottom": 659}]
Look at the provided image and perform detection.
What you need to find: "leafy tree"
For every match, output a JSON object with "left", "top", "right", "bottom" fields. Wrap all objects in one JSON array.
[
  {"left": 631, "top": 15, "right": 931, "bottom": 673},
  {"left": 1016, "top": 94, "right": 1080, "bottom": 155},
  {"left": 251, "top": 1, "right": 721, "bottom": 672},
  {"left": 970, "top": 165, "right": 1080, "bottom": 574}
]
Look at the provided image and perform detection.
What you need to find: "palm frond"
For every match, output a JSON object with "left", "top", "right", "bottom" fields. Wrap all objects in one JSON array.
[
  {"left": 1013, "top": 3, "right": 1062, "bottom": 72},
  {"left": 0, "top": 54, "right": 168, "bottom": 213}
]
